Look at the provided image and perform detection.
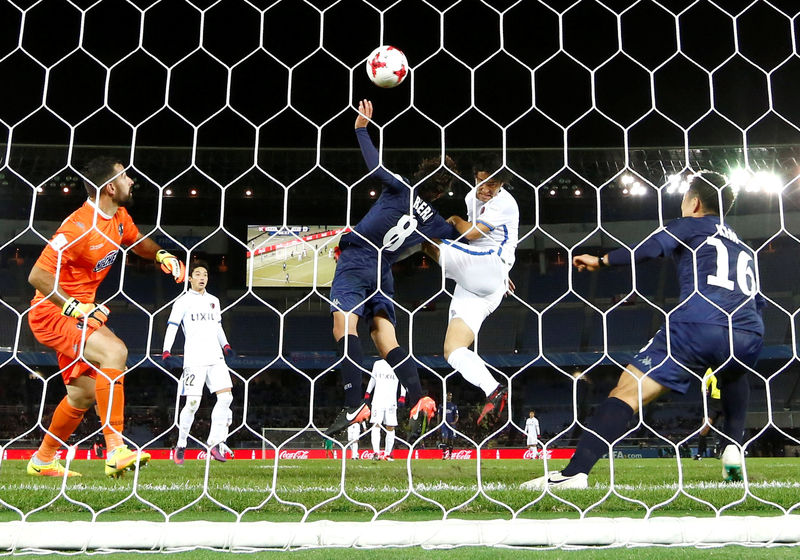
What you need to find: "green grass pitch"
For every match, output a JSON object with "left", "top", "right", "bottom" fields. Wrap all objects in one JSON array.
[{"left": 1, "top": 457, "right": 798, "bottom": 523}]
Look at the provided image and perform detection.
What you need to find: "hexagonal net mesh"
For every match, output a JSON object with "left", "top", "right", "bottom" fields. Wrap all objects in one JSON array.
[{"left": 1, "top": 0, "right": 800, "bottom": 552}]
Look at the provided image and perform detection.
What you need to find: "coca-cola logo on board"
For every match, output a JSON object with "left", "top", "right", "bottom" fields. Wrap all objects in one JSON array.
[{"left": 279, "top": 450, "right": 310, "bottom": 459}]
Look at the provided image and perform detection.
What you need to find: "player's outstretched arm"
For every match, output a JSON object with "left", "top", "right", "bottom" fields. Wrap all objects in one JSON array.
[
  {"left": 573, "top": 254, "right": 607, "bottom": 272},
  {"left": 131, "top": 235, "right": 186, "bottom": 283},
  {"left": 447, "top": 215, "right": 489, "bottom": 241},
  {"left": 355, "top": 99, "right": 373, "bottom": 129}
]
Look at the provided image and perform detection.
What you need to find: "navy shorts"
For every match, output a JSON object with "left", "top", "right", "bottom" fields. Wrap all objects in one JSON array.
[
  {"left": 632, "top": 322, "right": 762, "bottom": 394},
  {"left": 440, "top": 425, "right": 455, "bottom": 440},
  {"left": 329, "top": 245, "right": 396, "bottom": 325}
]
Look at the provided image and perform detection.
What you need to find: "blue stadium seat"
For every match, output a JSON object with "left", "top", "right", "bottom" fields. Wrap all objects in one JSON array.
[
  {"left": 541, "top": 307, "right": 586, "bottom": 353},
  {"left": 476, "top": 306, "right": 519, "bottom": 354},
  {"left": 587, "top": 306, "right": 657, "bottom": 352}
]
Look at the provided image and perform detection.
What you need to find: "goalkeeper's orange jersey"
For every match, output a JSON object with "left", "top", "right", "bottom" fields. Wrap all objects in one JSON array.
[{"left": 31, "top": 199, "right": 140, "bottom": 305}]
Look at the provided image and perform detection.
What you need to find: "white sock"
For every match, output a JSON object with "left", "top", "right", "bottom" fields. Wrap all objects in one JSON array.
[
  {"left": 178, "top": 397, "right": 200, "bottom": 448},
  {"left": 371, "top": 425, "right": 381, "bottom": 453},
  {"left": 351, "top": 442, "right": 359, "bottom": 458},
  {"left": 385, "top": 429, "right": 396, "bottom": 455},
  {"left": 207, "top": 391, "right": 233, "bottom": 447},
  {"left": 447, "top": 347, "right": 500, "bottom": 397}
]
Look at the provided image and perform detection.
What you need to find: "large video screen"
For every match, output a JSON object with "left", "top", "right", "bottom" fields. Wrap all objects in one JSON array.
[{"left": 246, "top": 225, "right": 348, "bottom": 288}]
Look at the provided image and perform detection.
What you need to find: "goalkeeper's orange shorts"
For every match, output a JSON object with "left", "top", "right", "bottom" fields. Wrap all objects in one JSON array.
[{"left": 28, "top": 299, "right": 99, "bottom": 383}]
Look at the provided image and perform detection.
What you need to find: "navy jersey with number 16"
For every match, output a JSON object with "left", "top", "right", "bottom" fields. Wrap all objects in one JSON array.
[{"left": 609, "top": 216, "right": 764, "bottom": 334}]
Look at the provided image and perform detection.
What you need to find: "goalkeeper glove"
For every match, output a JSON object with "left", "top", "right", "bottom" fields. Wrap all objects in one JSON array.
[
  {"left": 161, "top": 351, "right": 181, "bottom": 369},
  {"left": 156, "top": 250, "right": 186, "bottom": 283},
  {"left": 62, "top": 298, "right": 109, "bottom": 329}
]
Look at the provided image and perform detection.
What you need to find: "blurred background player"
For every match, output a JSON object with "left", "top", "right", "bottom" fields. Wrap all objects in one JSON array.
[
  {"left": 438, "top": 392, "right": 459, "bottom": 459},
  {"left": 525, "top": 410, "right": 541, "bottom": 457},
  {"left": 161, "top": 260, "right": 235, "bottom": 465},
  {"left": 323, "top": 436, "right": 334, "bottom": 459},
  {"left": 695, "top": 369, "right": 724, "bottom": 460},
  {"left": 422, "top": 154, "right": 519, "bottom": 425},
  {"left": 325, "top": 99, "right": 458, "bottom": 436},
  {"left": 365, "top": 359, "right": 406, "bottom": 461},
  {"left": 346, "top": 422, "right": 363, "bottom": 459},
  {"left": 522, "top": 171, "right": 764, "bottom": 490},
  {"left": 26, "top": 156, "right": 185, "bottom": 478}
]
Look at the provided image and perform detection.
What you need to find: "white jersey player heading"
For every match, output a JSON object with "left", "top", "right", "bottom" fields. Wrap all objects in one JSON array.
[
  {"left": 464, "top": 185, "right": 519, "bottom": 269},
  {"left": 164, "top": 289, "right": 230, "bottom": 368}
]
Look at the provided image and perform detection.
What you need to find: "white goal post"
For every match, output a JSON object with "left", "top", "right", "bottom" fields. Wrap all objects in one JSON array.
[{"left": 2, "top": 517, "right": 800, "bottom": 550}]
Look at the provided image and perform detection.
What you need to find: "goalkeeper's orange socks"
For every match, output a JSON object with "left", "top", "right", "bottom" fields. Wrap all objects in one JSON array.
[
  {"left": 35, "top": 397, "right": 87, "bottom": 463},
  {"left": 95, "top": 368, "right": 125, "bottom": 450}
]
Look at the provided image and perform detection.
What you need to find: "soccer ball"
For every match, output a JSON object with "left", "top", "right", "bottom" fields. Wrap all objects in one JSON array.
[{"left": 366, "top": 45, "right": 409, "bottom": 88}]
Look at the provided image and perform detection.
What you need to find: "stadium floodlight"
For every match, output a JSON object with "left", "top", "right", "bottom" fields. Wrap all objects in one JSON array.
[
  {"left": 245, "top": 189, "right": 253, "bottom": 197},
  {"left": 62, "top": 186, "right": 70, "bottom": 194},
  {"left": 666, "top": 174, "right": 681, "bottom": 194},
  {"left": 189, "top": 188, "right": 198, "bottom": 196},
  {"left": 165, "top": 188, "right": 173, "bottom": 196},
  {"left": 549, "top": 189, "right": 556, "bottom": 196},
  {"left": 574, "top": 188, "right": 582, "bottom": 196},
  {"left": 729, "top": 167, "right": 750, "bottom": 192},
  {"left": 620, "top": 174, "right": 634, "bottom": 185},
  {"left": 754, "top": 171, "right": 783, "bottom": 194}
]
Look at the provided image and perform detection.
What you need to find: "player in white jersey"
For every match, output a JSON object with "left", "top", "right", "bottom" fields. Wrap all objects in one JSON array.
[
  {"left": 524, "top": 410, "right": 541, "bottom": 456},
  {"left": 365, "top": 359, "right": 407, "bottom": 460},
  {"left": 346, "top": 421, "right": 363, "bottom": 459},
  {"left": 161, "top": 261, "right": 235, "bottom": 465},
  {"left": 423, "top": 154, "right": 519, "bottom": 425}
]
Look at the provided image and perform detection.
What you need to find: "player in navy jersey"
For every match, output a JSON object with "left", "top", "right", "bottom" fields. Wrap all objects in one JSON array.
[
  {"left": 325, "top": 99, "right": 459, "bottom": 436},
  {"left": 437, "top": 392, "right": 459, "bottom": 459},
  {"left": 522, "top": 170, "right": 764, "bottom": 490}
]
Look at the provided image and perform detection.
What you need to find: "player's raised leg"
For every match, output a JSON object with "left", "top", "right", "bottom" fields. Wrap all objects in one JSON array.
[
  {"left": 369, "top": 314, "right": 432, "bottom": 421},
  {"left": 326, "top": 311, "right": 370, "bottom": 436},
  {"left": 27, "top": 373, "right": 92, "bottom": 478},
  {"left": 443, "top": 318, "right": 506, "bottom": 425}
]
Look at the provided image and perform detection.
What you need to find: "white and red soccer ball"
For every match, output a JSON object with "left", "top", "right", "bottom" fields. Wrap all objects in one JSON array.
[{"left": 366, "top": 45, "right": 409, "bottom": 88}]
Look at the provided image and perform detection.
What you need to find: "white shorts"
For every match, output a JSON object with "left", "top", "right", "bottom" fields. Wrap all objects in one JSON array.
[
  {"left": 370, "top": 407, "right": 398, "bottom": 427},
  {"left": 439, "top": 240, "right": 507, "bottom": 295},
  {"left": 527, "top": 435, "right": 540, "bottom": 447},
  {"left": 181, "top": 361, "right": 232, "bottom": 397},
  {"left": 439, "top": 241, "right": 507, "bottom": 335}
]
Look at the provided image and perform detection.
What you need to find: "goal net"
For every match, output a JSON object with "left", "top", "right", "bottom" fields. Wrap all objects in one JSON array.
[{"left": 1, "top": 0, "right": 799, "bottom": 552}]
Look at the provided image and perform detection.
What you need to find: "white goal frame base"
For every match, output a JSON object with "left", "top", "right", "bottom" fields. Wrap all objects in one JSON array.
[{"left": 2, "top": 517, "right": 799, "bottom": 551}]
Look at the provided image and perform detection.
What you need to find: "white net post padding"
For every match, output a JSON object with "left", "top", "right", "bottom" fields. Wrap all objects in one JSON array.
[{"left": 1, "top": 0, "right": 800, "bottom": 552}]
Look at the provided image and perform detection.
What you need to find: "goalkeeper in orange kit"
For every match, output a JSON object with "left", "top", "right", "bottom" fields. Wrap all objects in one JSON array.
[{"left": 26, "top": 156, "right": 186, "bottom": 478}]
